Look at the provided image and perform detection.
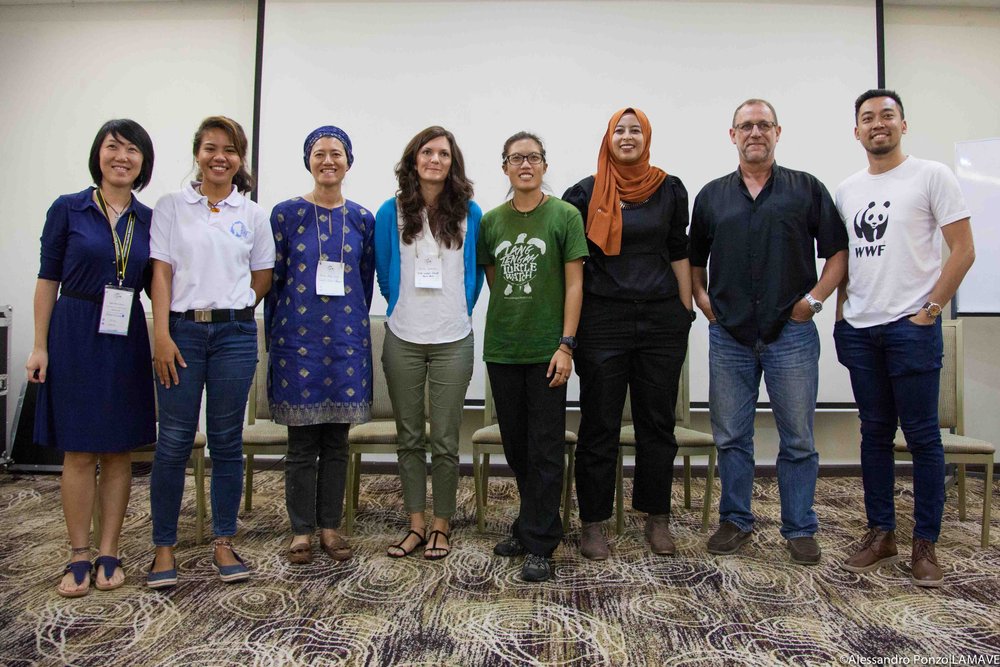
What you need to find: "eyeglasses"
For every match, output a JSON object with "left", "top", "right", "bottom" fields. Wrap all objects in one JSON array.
[
  {"left": 734, "top": 121, "right": 777, "bottom": 134},
  {"left": 503, "top": 152, "right": 545, "bottom": 166}
]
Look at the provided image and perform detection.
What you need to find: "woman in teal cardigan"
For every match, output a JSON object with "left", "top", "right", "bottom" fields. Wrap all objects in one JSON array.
[{"left": 373, "top": 126, "right": 484, "bottom": 560}]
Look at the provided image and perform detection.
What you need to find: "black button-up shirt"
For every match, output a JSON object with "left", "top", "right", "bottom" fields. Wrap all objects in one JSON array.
[{"left": 689, "top": 164, "right": 847, "bottom": 346}]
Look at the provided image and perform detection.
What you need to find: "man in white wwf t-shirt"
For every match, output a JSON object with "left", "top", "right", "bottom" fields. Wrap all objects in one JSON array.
[{"left": 833, "top": 89, "right": 975, "bottom": 587}]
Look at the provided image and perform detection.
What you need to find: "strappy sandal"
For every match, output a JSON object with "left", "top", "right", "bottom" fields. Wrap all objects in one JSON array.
[
  {"left": 58, "top": 548, "right": 92, "bottom": 598},
  {"left": 424, "top": 530, "right": 451, "bottom": 561},
  {"left": 286, "top": 540, "right": 312, "bottom": 565},
  {"left": 386, "top": 530, "right": 426, "bottom": 558},
  {"left": 94, "top": 555, "right": 125, "bottom": 591},
  {"left": 320, "top": 534, "right": 353, "bottom": 562},
  {"left": 212, "top": 539, "right": 250, "bottom": 583}
]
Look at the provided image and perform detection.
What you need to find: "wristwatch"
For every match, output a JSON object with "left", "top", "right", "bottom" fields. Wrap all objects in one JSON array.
[
  {"left": 689, "top": 309, "right": 697, "bottom": 322},
  {"left": 922, "top": 301, "right": 943, "bottom": 320},
  {"left": 804, "top": 293, "right": 823, "bottom": 314},
  {"left": 559, "top": 336, "right": 577, "bottom": 349}
]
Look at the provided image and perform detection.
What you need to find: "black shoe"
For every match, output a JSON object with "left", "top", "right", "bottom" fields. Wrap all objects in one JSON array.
[
  {"left": 707, "top": 521, "right": 752, "bottom": 555},
  {"left": 494, "top": 536, "right": 526, "bottom": 557},
  {"left": 521, "top": 554, "right": 551, "bottom": 582},
  {"left": 786, "top": 536, "right": 822, "bottom": 565}
]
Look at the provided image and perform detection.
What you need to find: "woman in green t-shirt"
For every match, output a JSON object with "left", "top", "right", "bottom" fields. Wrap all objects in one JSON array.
[{"left": 476, "top": 131, "right": 589, "bottom": 582}]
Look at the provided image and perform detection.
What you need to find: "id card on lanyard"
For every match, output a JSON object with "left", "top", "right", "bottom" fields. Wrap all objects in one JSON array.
[
  {"left": 96, "top": 189, "right": 135, "bottom": 336},
  {"left": 99, "top": 286, "right": 134, "bottom": 335},
  {"left": 414, "top": 210, "right": 443, "bottom": 289},
  {"left": 314, "top": 202, "right": 348, "bottom": 296}
]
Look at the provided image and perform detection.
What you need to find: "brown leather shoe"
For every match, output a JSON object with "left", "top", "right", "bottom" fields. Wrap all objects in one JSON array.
[
  {"left": 580, "top": 522, "right": 610, "bottom": 560},
  {"left": 706, "top": 521, "right": 751, "bottom": 555},
  {"left": 645, "top": 514, "right": 676, "bottom": 556},
  {"left": 786, "top": 536, "right": 822, "bottom": 565},
  {"left": 321, "top": 534, "right": 353, "bottom": 562},
  {"left": 286, "top": 540, "right": 312, "bottom": 565},
  {"left": 910, "top": 538, "right": 944, "bottom": 587},
  {"left": 841, "top": 528, "right": 897, "bottom": 573}
]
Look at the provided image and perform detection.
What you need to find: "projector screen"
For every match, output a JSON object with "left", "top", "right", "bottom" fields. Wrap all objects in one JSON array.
[{"left": 257, "top": 0, "right": 877, "bottom": 404}]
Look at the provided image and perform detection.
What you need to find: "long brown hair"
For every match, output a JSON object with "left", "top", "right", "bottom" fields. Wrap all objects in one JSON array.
[
  {"left": 192, "top": 116, "right": 255, "bottom": 194},
  {"left": 395, "top": 126, "right": 473, "bottom": 249}
]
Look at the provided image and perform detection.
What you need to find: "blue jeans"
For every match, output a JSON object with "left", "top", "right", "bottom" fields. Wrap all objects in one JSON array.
[
  {"left": 709, "top": 319, "right": 820, "bottom": 538},
  {"left": 151, "top": 316, "right": 257, "bottom": 546},
  {"left": 833, "top": 316, "right": 944, "bottom": 542}
]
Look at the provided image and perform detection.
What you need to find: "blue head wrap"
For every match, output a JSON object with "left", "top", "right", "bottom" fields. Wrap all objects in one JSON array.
[{"left": 303, "top": 125, "right": 353, "bottom": 170}]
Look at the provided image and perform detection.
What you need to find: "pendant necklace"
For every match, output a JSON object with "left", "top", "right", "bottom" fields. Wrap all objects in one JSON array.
[{"left": 510, "top": 191, "right": 545, "bottom": 217}]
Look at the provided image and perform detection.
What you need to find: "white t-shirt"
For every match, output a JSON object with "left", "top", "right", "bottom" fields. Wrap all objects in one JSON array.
[
  {"left": 835, "top": 156, "right": 970, "bottom": 328},
  {"left": 388, "top": 207, "right": 471, "bottom": 344},
  {"left": 150, "top": 182, "right": 275, "bottom": 311}
]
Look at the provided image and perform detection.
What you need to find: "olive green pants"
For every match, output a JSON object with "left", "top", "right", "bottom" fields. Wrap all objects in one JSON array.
[{"left": 381, "top": 325, "right": 473, "bottom": 518}]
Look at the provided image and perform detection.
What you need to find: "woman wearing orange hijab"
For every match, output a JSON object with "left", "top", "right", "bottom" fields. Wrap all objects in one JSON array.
[{"left": 563, "top": 107, "right": 694, "bottom": 560}]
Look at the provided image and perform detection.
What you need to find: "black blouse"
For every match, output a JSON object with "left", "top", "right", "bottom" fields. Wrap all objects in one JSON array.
[{"left": 562, "top": 175, "right": 689, "bottom": 301}]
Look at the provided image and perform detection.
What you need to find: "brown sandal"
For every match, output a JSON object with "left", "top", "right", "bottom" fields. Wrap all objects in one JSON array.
[
  {"left": 320, "top": 534, "right": 353, "bottom": 562},
  {"left": 286, "top": 540, "right": 312, "bottom": 565}
]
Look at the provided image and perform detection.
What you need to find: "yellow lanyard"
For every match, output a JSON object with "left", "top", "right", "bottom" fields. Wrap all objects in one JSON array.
[
  {"left": 95, "top": 189, "right": 135, "bottom": 287},
  {"left": 313, "top": 201, "right": 347, "bottom": 263}
]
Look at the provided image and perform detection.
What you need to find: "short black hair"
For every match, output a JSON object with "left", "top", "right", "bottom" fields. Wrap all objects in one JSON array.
[
  {"left": 854, "top": 89, "right": 905, "bottom": 122},
  {"left": 88, "top": 119, "right": 155, "bottom": 191}
]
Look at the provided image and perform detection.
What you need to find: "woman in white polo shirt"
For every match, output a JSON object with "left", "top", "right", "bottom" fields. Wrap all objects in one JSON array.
[{"left": 146, "top": 116, "right": 275, "bottom": 588}]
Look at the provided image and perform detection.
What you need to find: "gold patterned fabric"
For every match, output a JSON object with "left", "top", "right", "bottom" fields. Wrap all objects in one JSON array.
[{"left": 266, "top": 197, "right": 375, "bottom": 426}]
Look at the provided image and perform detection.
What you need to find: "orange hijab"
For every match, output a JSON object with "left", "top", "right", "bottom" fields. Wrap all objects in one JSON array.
[{"left": 586, "top": 107, "right": 667, "bottom": 256}]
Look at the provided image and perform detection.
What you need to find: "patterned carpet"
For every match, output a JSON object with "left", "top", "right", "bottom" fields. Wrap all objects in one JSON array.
[{"left": 0, "top": 468, "right": 997, "bottom": 666}]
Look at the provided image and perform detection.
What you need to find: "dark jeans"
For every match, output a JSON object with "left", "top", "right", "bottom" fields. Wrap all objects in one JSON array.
[
  {"left": 285, "top": 423, "right": 349, "bottom": 534},
  {"left": 574, "top": 295, "right": 690, "bottom": 521},
  {"left": 487, "top": 362, "right": 567, "bottom": 558},
  {"left": 151, "top": 317, "right": 257, "bottom": 546},
  {"left": 834, "top": 316, "right": 945, "bottom": 541}
]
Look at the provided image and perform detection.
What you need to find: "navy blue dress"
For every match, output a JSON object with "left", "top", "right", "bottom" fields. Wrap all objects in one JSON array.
[{"left": 34, "top": 188, "right": 156, "bottom": 452}]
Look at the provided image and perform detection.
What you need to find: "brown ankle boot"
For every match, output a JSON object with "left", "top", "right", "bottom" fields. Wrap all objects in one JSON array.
[
  {"left": 841, "top": 528, "right": 898, "bottom": 573},
  {"left": 645, "top": 514, "right": 676, "bottom": 556},
  {"left": 580, "top": 522, "right": 609, "bottom": 560},
  {"left": 910, "top": 538, "right": 944, "bottom": 587}
]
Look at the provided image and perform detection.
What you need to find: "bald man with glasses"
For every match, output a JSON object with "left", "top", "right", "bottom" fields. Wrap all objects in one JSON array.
[{"left": 689, "top": 98, "right": 848, "bottom": 565}]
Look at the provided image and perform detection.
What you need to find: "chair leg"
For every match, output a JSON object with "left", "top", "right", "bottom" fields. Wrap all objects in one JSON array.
[
  {"left": 683, "top": 456, "right": 692, "bottom": 509},
  {"left": 473, "top": 444, "right": 485, "bottom": 533},
  {"left": 982, "top": 459, "right": 993, "bottom": 549},
  {"left": 91, "top": 499, "right": 102, "bottom": 546},
  {"left": 244, "top": 453, "right": 254, "bottom": 512},
  {"left": 615, "top": 448, "right": 625, "bottom": 535},
  {"left": 344, "top": 452, "right": 356, "bottom": 537},
  {"left": 957, "top": 462, "right": 967, "bottom": 521},
  {"left": 482, "top": 453, "right": 491, "bottom": 510},
  {"left": 701, "top": 449, "right": 716, "bottom": 533},
  {"left": 562, "top": 445, "right": 575, "bottom": 533},
  {"left": 352, "top": 453, "right": 362, "bottom": 507},
  {"left": 194, "top": 451, "right": 206, "bottom": 545}
]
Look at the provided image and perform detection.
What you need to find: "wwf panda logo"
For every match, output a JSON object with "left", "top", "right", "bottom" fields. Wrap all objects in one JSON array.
[{"left": 853, "top": 201, "right": 890, "bottom": 242}]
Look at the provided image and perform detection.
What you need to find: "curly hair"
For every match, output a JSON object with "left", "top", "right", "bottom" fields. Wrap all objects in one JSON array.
[
  {"left": 192, "top": 115, "right": 255, "bottom": 194},
  {"left": 394, "top": 126, "right": 474, "bottom": 249}
]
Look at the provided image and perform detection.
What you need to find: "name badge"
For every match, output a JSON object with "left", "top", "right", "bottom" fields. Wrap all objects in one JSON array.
[
  {"left": 316, "top": 260, "right": 345, "bottom": 296},
  {"left": 415, "top": 255, "right": 443, "bottom": 289},
  {"left": 99, "top": 285, "right": 133, "bottom": 336}
]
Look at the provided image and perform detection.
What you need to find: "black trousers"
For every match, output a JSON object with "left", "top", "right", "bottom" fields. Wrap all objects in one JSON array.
[
  {"left": 284, "top": 423, "right": 350, "bottom": 534},
  {"left": 574, "top": 295, "right": 690, "bottom": 522},
  {"left": 487, "top": 362, "right": 567, "bottom": 557}
]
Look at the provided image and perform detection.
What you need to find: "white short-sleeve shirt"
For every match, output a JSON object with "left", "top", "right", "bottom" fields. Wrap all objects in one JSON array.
[
  {"left": 835, "top": 156, "right": 970, "bottom": 328},
  {"left": 150, "top": 182, "right": 275, "bottom": 311}
]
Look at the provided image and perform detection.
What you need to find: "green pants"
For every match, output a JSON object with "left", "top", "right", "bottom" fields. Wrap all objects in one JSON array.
[{"left": 381, "top": 326, "right": 474, "bottom": 518}]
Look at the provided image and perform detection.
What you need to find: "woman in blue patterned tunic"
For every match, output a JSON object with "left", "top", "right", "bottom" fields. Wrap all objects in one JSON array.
[
  {"left": 267, "top": 126, "right": 375, "bottom": 564},
  {"left": 26, "top": 119, "right": 156, "bottom": 596}
]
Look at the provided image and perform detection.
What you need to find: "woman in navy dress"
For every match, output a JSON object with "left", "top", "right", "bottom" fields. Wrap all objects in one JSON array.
[
  {"left": 26, "top": 119, "right": 156, "bottom": 597},
  {"left": 267, "top": 126, "right": 374, "bottom": 564}
]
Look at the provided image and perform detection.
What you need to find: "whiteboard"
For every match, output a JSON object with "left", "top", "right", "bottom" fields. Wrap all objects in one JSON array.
[
  {"left": 955, "top": 138, "right": 1000, "bottom": 314},
  {"left": 257, "top": 0, "right": 876, "bottom": 404}
]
